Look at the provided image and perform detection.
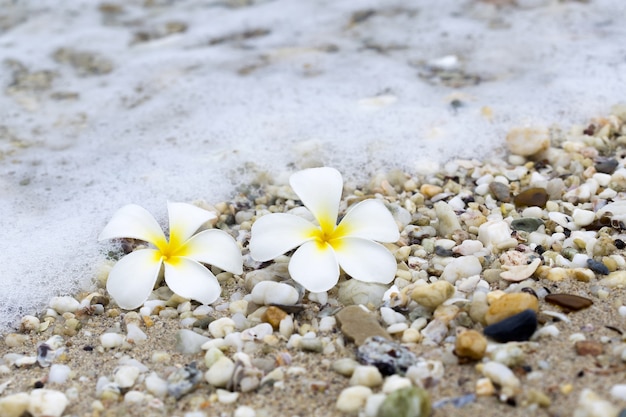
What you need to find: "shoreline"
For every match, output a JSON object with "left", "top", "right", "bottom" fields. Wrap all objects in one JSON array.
[{"left": 2, "top": 111, "right": 626, "bottom": 417}]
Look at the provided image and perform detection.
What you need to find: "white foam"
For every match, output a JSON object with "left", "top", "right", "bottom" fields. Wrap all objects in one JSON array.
[{"left": 0, "top": 0, "right": 624, "bottom": 330}]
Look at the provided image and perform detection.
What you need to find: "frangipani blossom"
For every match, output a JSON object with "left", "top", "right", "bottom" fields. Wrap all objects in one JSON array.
[
  {"left": 249, "top": 167, "right": 399, "bottom": 292},
  {"left": 99, "top": 202, "right": 243, "bottom": 310}
]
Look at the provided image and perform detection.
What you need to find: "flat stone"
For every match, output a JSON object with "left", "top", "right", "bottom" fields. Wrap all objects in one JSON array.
[
  {"left": 485, "top": 292, "right": 539, "bottom": 325},
  {"left": 483, "top": 309, "right": 537, "bottom": 343},
  {"left": 575, "top": 340, "right": 603, "bottom": 356},
  {"left": 514, "top": 188, "right": 549, "bottom": 208},
  {"left": 335, "top": 305, "right": 390, "bottom": 346},
  {"left": 545, "top": 294, "right": 593, "bottom": 311}
]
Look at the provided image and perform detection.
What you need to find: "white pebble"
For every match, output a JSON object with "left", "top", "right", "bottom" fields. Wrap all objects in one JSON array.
[
  {"left": 209, "top": 317, "right": 237, "bottom": 338},
  {"left": 481, "top": 362, "right": 520, "bottom": 400},
  {"left": 364, "top": 393, "right": 387, "bottom": 417},
  {"left": 20, "top": 315, "right": 40, "bottom": 332},
  {"left": 610, "top": 384, "right": 626, "bottom": 401},
  {"left": 453, "top": 240, "right": 484, "bottom": 256},
  {"left": 234, "top": 405, "right": 256, "bottom": 417},
  {"left": 349, "top": 366, "right": 383, "bottom": 387},
  {"left": 205, "top": 357, "right": 235, "bottom": 388},
  {"left": 126, "top": 323, "right": 147, "bottom": 344},
  {"left": 382, "top": 375, "right": 412, "bottom": 393},
  {"left": 279, "top": 315, "right": 294, "bottom": 338},
  {"left": 251, "top": 281, "right": 299, "bottom": 305},
  {"left": 336, "top": 386, "right": 372, "bottom": 413},
  {"left": 440, "top": 256, "right": 482, "bottom": 283},
  {"left": 241, "top": 323, "right": 273, "bottom": 341},
  {"left": 123, "top": 391, "right": 145, "bottom": 404},
  {"left": 100, "top": 333, "right": 124, "bottom": 349},
  {"left": 48, "top": 364, "right": 71, "bottom": 384},
  {"left": 619, "top": 306, "right": 626, "bottom": 318},
  {"left": 478, "top": 220, "right": 513, "bottom": 249},
  {"left": 574, "top": 388, "right": 620, "bottom": 417},
  {"left": 308, "top": 291, "right": 328, "bottom": 304},
  {"left": 387, "top": 323, "right": 409, "bottom": 334},
  {"left": 216, "top": 388, "right": 240, "bottom": 404},
  {"left": 175, "top": 329, "right": 210, "bottom": 354},
  {"left": 114, "top": 366, "right": 140, "bottom": 389},
  {"left": 521, "top": 206, "right": 544, "bottom": 218},
  {"left": 49, "top": 296, "right": 80, "bottom": 314},
  {"left": 572, "top": 209, "right": 595, "bottom": 227},
  {"left": 0, "top": 392, "right": 30, "bottom": 417},
  {"left": 145, "top": 372, "right": 167, "bottom": 398},
  {"left": 28, "top": 389, "right": 68, "bottom": 417},
  {"left": 319, "top": 316, "right": 336, "bottom": 332},
  {"left": 380, "top": 307, "right": 406, "bottom": 325},
  {"left": 533, "top": 324, "right": 559, "bottom": 339}
]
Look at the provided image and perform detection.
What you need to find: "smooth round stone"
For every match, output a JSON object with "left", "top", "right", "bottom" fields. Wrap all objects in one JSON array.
[
  {"left": 455, "top": 330, "right": 487, "bottom": 360},
  {"left": 209, "top": 317, "right": 236, "bottom": 338},
  {"left": 336, "top": 386, "right": 372, "bottom": 413},
  {"left": 114, "top": 366, "right": 140, "bottom": 388},
  {"left": 100, "top": 333, "right": 124, "bottom": 349},
  {"left": 453, "top": 240, "right": 484, "bottom": 256},
  {"left": 514, "top": 187, "right": 549, "bottom": 208},
  {"left": 338, "top": 280, "right": 389, "bottom": 308},
  {"left": 234, "top": 406, "right": 257, "bottom": 417},
  {"left": 382, "top": 375, "right": 412, "bottom": 393},
  {"left": 410, "top": 281, "right": 454, "bottom": 309},
  {"left": 349, "top": 365, "right": 383, "bottom": 387},
  {"left": 251, "top": 281, "right": 299, "bottom": 306},
  {"left": 332, "top": 358, "right": 360, "bottom": 377},
  {"left": 575, "top": 340, "right": 603, "bottom": 356},
  {"left": 545, "top": 294, "right": 593, "bottom": 311},
  {"left": 576, "top": 389, "right": 620, "bottom": 417},
  {"left": 145, "top": 372, "right": 167, "bottom": 398},
  {"left": 506, "top": 126, "right": 550, "bottom": 156},
  {"left": 434, "top": 201, "right": 461, "bottom": 238},
  {"left": 376, "top": 386, "right": 431, "bottom": 417},
  {"left": 595, "top": 158, "right": 619, "bottom": 174},
  {"left": 478, "top": 220, "right": 512, "bottom": 248},
  {"left": 440, "top": 256, "right": 482, "bottom": 284},
  {"left": 175, "top": 329, "right": 210, "bottom": 354},
  {"left": 28, "top": 389, "right": 68, "bottom": 417},
  {"left": 573, "top": 209, "right": 596, "bottom": 227},
  {"left": 205, "top": 357, "right": 235, "bottom": 388},
  {"left": 587, "top": 259, "right": 609, "bottom": 275},
  {"left": 49, "top": 296, "right": 80, "bottom": 314},
  {"left": 511, "top": 217, "right": 544, "bottom": 233},
  {"left": 484, "top": 309, "right": 537, "bottom": 343},
  {"left": 485, "top": 292, "right": 538, "bottom": 325},
  {"left": 480, "top": 361, "right": 520, "bottom": 399},
  {"left": 489, "top": 181, "right": 511, "bottom": 202},
  {"left": 261, "top": 306, "right": 288, "bottom": 329},
  {"left": 48, "top": 364, "right": 71, "bottom": 384}
]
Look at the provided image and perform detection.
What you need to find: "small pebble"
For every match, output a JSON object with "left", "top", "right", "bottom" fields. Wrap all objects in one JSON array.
[
  {"left": 28, "top": 389, "right": 68, "bottom": 417},
  {"left": 356, "top": 336, "right": 418, "bottom": 376},
  {"left": 167, "top": 362, "right": 203, "bottom": 399},
  {"left": 349, "top": 365, "right": 383, "bottom": 387},
  {"left": 376, "top": 386, "right": 431, "bottom": 417},
  {"left": 485, "top": 292, "right": 538, "bottom": 325},
  {"left": 455, "top": 330, "right": 487, "bottom": 360},
  {"left": 575, "top": 340, "right": 603, "bottom": 356},
  {"left": 587, "top": 259, "right": 610, "bottom": 275},
  {"left": 336, "top": 305, "right": 390, "bottom": 346},
  {"left": 262, "top": 306, "right": 288, "bottom": 329},
  {"left": 100, "top": 333, "right": 124, "bottom": 349},
  {"left": 506, "top": 126, "right": 550, "bottom": 156},
  {"left": 545, "top": 294, "right": 593, "bottom": 311},
  {"left": 175, "top": 329, "right": 210, "bottom": 354},
  {"left": 251, "top": 281, "right": 299, "bottom": 305},
  {"left": 336, "top": 386, "right": 372, "bottom": 413},
  {"left": 410, "top": 280, "right": 455, "bottom": 309},
  {"left": 480, "top": 361, "right": 520, "bottom": 400},
  {"left": 205, "top": 357, "right": 235, "bottom": 388},
  {"left": 514, "top": 187, "right": 549, "bottom": 208}
]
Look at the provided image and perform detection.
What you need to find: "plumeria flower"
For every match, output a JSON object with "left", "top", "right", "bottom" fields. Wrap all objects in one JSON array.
[
  {"left": 249, "top": 167, "right": 399, "bottom": 292},
  {"left": 99, "top": 202, "right": 243, "bottom": 310}
]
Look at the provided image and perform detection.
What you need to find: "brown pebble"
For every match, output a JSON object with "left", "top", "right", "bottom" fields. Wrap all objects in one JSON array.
[
  {"left": 514, "top": 187, "right": 549, "bottom": 208},
  {"left": 335, "top": 305, "right": 390, "bottom": 346},
  {"left": 455, "top": 329, "right": 487, "bottom": 360},
  {"left": 575, "top": 340, "right": 603, "bottom": 356},
  {"left": 262, "top": 306, "right": 288, "bottom": 330},
  {"left": 544, "top": 294, "right": 593, "bottom": 311}
]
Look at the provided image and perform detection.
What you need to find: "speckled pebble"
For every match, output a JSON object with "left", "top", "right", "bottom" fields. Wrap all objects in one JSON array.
[{"left": 357, "top": 336, "right": 418, "bottom": 376}]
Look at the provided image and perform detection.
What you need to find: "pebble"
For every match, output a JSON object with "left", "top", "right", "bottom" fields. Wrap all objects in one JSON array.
[
  {"left": 145, "top": 372, "right": 168, "bottom": 398},
  {"left": 28, "top": 389, "right": 68, "bottom": 417},
  {"left": 455, "top": 330, "right": 487, "bottom": 360},
  {"left": 376, "top": 386, "right": 431, "bottom": 417},
  {"left": 610, "top": 385, "right": 626, "bottom": 402},
  {"left": 484, "top": 292, "right": 538, "bottom": 325},
  {"left": 262, "top": 306, "right": 288, "bottom": 329},
  {"left": 337, "top": 280, "right": 389, "bottom": 307},
  {"left": 480, "top": 361, "right": 521, "bottom": 400},
  {"left": 205, "top": 357, "right": 235, "bottom": 388},
  {"left": 209, "top": 317, "right": 236, "bottom": 338},
  {"left": 216, "top": 388, "right": 240, "bottom": 404},
  {"left": 545, "top": 293, "right": 593, "bottom": 311},
  {"left": 5, "top": 333, "right": 27, "bottom": 347},
  {"left": 587, "top": 259, "right": 610, "bottom": 275},
  {"left": 514, "top": 187, "right": 549, "bottom": 208},
  {"left": 336, "top": 386, "right": 372, "bottom": 413},
  {"left": 483, "top": 309, "right": 538, "bottom": 343},
  {"left": 434, "top": 201, "right": 462, "bottom": 237},
  {"left": 349, "top": 365, "right": 383, "bottom": 387},
  {"left": 114, "top": 365, "right": 140, "bottom": 388},
  {"left": 511, "top": 217, "right": 544, "bottom": 233},
  {"left": 575, "top": 340, "right": 603, "bottom": 356},
  {"left": 356, "top": 336, "right": 418, "bottom": 376},
  {"left": 489, "top": 181, "right": 511, "bottom": 202},
  {"left": 49, "top": 296, "right": 80, "bottom": 314},
  {"left": 336, "top": 305, "right": 390, "bottom": 346},
  {"left": 506, "top": 126, "right": 550, "bottom": 156},
  {"left": 167, "top": 362, "right": 203, "bottom": 399},
  {"left": 0, "top": 392, "right": 30, "bottom": 417},
  {"left": 440, "top": 256, "right": 482, "bottom": 283},
  {"left": 126, "top": 323, "right": 147, "bottom": 343},
  {"left": 478, "top": 220, "right": 514, "bottom": 249},
  {"left": 332, "top": 358, "right": 360, "bottom": 377},
  {"left": 600, "top": 271, "right": 626, "bottom": 288},
  {"left": 251, "top": 281, "right": 299, "bottom": 305},
  {"left": 574, "top": 389, "right": 620, "bottom": 417},
  {"left": 382, "top": 375, "right": 413, "bottom": 393},
  {"left": 175, "top": 329, "right": 210, "bottom": 354},
  {"left": 410, "top": 280, "right": 455, "bottom": 309},
  {"left": 48, "top": 364, "right": 71, "bottom": 384},
  {"left": 100, "top": 332, "right": 124, "bottom": 349},
  {"left": 20, "top": 315, "right": 40, "bottom": 332}
]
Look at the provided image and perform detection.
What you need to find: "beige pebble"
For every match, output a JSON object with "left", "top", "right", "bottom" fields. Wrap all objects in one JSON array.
[
  {"left": 336, "top": 386, "right": 372, "bottom": 413},
  {"left": 475, "top": 377, "right": 495, "bottom": 396},
  {"left": 349, "top": 365, "right": 383, "bottom": 388},
  {"left": 420, "top": 184, "right": 443, "bottom": 199},
  {"left": 410, "top": 280, "right": 455, "bottom": 309},
  {"left": 506, "top": 126, "right": 550, "bottom": 156},
  {"left": 485, "top": 292, "right": 538, "bottom": 325}
]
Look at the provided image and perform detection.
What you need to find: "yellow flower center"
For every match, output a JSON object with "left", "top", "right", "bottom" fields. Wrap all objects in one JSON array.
[
  {"left": 153, "top": 229, "right": 188, "bottom": 262},
  {"left": 311, "top": 217, "right": 349, "bottom": 250}
]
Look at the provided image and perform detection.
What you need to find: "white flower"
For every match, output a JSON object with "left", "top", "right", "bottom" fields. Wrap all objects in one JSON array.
[
  {"left": 249, "top": 167, "right": 399, "bottom": 292},
  {"left": 99, "top": 202, "right": 243, "bottom": 310}
]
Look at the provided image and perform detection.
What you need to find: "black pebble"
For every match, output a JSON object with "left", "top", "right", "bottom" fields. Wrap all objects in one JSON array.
[
  {"left": 34, "top": 381, "right": 44, "bottom": 388},
  {"left": 615, "top": 239, "right": 625, "bottom": 249},
  {"left": 83, "top": 345, "right": 94, "bottom": 351},
  {"left": 587, "top": 259, "right": 609, "bottom": 275},
  {"left": 483, "top": 309, "right": 537, "bottom": 343}
]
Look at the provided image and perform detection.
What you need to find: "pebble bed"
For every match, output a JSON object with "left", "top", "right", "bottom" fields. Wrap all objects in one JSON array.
[{"left": 2, "top": 109, "right": 626, "bottom": 417}]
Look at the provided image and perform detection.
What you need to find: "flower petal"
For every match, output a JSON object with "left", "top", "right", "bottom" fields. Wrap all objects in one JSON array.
[
  {"left": 289, "top": 167, "right": 343, "bottom": 233},
  {"left": 106, "top": 249, "right": 162, "bottom": 310},
  {"left": 336, "top": 199, "right": 400, "bottom": 242},
  {"left": 180, "top": 229, "right": 243, "bottom": 275},
  {"left": 98, "top": 204, "right": 166, "bottom": 246},
  {"left": 164, "top": 257, "right": 221, "bottom": 305},
  {"left": 333, "top": 237, "right": 397, "bottom": 284},
  {"left": 249, "top": 213, "right": 317, "bottom": 261},
  {"left": 168, "top": 202, "right": 217, "bottom": 248},
  {"left": 288, "top": 240, "right": 339, "bottom": 292}
]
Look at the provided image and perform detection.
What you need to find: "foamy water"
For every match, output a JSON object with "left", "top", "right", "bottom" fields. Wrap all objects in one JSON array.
[{"left": 1, "top": 0, "right": 624, "bottom": 330}]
